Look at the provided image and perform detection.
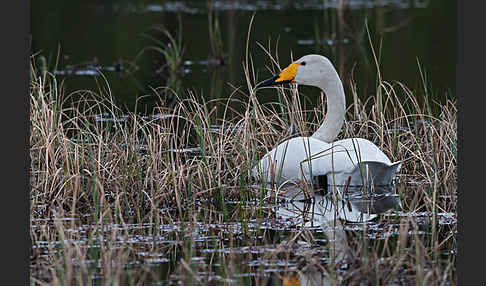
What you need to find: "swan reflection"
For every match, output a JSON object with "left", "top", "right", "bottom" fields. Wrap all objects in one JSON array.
[
  {"left": 275, "top": 184, "right": 401, "bottom": 285},
  {"left": 275, "top": 184, "right": 401, "bottom": 225}
]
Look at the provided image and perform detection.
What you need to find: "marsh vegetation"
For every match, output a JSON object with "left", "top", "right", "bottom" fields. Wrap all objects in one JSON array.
[{"left": 30, "top": 1, "right": 456, "bottom": 285}]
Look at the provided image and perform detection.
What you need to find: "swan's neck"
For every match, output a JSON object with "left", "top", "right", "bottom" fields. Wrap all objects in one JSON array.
[{"left": 311, "top": 71, "right": 346, "bottom": 143}]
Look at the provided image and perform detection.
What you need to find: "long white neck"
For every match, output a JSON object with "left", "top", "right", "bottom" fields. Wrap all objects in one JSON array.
[{"left": 311, "top": 69, "right": 346, "bottom": 143}]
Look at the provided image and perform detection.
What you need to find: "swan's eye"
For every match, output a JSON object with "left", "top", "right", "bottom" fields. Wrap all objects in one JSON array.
[{"left": 300, "top": 61, "right": 306, "bottom": 66}]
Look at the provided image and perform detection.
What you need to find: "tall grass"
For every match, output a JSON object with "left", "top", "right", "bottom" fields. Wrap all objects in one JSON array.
[
  {"left": 207, "top": 0, "right": 226, "bottom": 64},
  {"left": 136, "top": 16, "right": 185, "bottom": 76},
  {"left": 30, "top": 29, "right": 456, "bottom": 285}
]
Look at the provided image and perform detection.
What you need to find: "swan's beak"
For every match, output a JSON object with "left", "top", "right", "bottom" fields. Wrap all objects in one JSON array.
[{"left": 256, "top": 63, "right": 299, "bottom": 87}]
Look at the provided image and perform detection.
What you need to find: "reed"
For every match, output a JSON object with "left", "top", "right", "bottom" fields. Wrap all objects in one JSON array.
[
  {"left": 207, "top": 0, "right": 226, "bottom": 64},
  {"left": 30, "top": 26, "right": 456, "bottom": 284},
  {"left": 136, "top": 16, "right": 185, "bottom": 76}
]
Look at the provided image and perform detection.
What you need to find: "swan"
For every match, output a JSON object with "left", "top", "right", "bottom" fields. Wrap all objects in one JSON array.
[{"left": 252, "top": 54, "right": 401, "bottom": 189}]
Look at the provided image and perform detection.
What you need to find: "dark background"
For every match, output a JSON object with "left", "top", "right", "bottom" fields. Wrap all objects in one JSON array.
[{"left": 31, "top": 0, "right": 456, "bottom": 113}]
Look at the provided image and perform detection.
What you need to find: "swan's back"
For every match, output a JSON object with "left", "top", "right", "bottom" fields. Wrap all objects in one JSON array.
[{"left": 252, "top": 136, "right": 401, "bottom": 187}]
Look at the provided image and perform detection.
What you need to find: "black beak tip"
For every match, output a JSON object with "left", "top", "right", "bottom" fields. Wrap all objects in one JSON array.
[{"left": 256, "top": 75, "right": 279, "bottom": 88}]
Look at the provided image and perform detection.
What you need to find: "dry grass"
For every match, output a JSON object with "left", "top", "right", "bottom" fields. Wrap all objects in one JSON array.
[{"left": 30, "top": 33, "right": 456, "bottom": 285}]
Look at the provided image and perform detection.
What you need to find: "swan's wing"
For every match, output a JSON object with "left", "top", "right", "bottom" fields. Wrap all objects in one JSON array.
[
  {"left": 302, "top": 139, "right": 401, "bottom": 186},
  {"left": 252, "top": 137, "right": 401, "bottom": 187},
  {"left": 345, "top": 160, "right": 402, "bottom": 186}
]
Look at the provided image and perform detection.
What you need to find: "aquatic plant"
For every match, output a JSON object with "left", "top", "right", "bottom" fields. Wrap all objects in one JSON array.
[
  {"left": 30, "top": 18, "right": 456, "bottom": 285},
  {"left": 136, "top": 16, "right": 185, "bottom": 76},
  {"left": 207, "top": 0, "right": 226, "bottom": 65}
]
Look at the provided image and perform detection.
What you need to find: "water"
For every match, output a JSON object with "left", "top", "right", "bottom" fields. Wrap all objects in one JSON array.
[
  {"left": 30, "top": 183, "right": 456, "bottom": 285},
  {"left": 31, "top": 0, "right": 456, "bottom": 113}
]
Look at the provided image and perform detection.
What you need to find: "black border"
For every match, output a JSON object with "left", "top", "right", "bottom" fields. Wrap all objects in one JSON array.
[
  {"left": 2, "top": 0, "right": 30, "bottom": 284},
  {"left": 458, "top": 1, "right": 482, "bottom": 285},
  {"left": 456, "top": 2, "right": 462, "bottom": 284}
]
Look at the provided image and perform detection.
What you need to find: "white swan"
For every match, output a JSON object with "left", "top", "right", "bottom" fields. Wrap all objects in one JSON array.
[{"left": 252, "top": 54, "right": 401, "bottom": 188}]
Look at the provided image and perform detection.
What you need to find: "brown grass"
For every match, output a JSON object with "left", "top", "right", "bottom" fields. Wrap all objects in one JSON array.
[{"left": 30, "top": 35, "right": 456, "bottom": 285}]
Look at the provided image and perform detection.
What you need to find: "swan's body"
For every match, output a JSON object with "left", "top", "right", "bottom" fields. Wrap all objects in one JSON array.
[
  {"left": 254, "top": 136, "right": 401, "bottom": 187},
  {"left": 252, "top": 54, "right": 401, "bottom": 188}
]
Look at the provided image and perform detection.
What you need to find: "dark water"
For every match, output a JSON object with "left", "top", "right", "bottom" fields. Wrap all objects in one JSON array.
[
  {"left": 31, "top": 0, "right": 455, "bottom": 113},
  {"left": 30, "top": 183, "right": 456, "bottom": 285}
]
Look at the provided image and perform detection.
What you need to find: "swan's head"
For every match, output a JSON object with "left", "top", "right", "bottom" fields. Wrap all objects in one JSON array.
[{"left": 257, "top": 54, "right": 337, "bottom": 89}]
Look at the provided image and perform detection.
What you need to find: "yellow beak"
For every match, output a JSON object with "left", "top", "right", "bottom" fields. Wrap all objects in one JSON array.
[{"left": 257, "top": 63, "right": 300, "bottom": 87}]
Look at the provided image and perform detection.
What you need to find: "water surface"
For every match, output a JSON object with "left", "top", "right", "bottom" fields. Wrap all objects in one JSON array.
[{"left": 31, "top": 0, "right": 456, "bottom": 113}]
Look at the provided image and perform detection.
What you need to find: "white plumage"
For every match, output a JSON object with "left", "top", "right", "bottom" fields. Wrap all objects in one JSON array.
[{"left": 253, "top": 54, "right": 401, "bottom": 188}]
